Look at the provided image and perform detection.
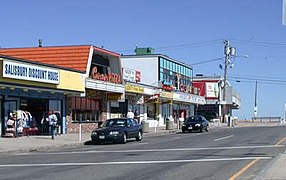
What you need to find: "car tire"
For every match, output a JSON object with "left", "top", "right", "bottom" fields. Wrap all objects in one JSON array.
[
  {"left": 182, "top": 129, "right": 186, "bottom": 133},
  {"left": 121, "top": 133, "right": 127, "bottom": 144},
  {"left": 200, "top": 126, "right": 203, "bottom": 133},
  {"left": 136, "top": 131, "right": 142, "bottom": 141}
]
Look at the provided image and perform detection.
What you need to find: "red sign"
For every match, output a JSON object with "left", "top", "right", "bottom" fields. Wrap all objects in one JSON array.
[
  {"left": 91, "top": 67, "right": 121, "bottom": 84},
  {"left": 135, "top": 71, "right": 141, "bottom": 82},
  {"left": 162, "top": 84, "right": 173, "bottom": 92}
]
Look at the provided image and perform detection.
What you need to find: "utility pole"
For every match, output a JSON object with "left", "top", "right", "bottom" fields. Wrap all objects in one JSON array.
[
  {"left": 222, "top": 40, "right": 230, "bottom": 124},
  {"left": 253, "top": 81, "right": 258, "bottom": 119},
  {"left": 222, "top": 39, "right": 236, "bottom": 125}
]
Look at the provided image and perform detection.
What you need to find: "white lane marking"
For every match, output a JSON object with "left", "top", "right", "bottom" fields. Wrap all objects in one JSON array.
[
  {"left": 0, "top": 157, "right": 272, "bottom": 168},
  {"left": 16, "top": 144, "right": 284, "bottom": 156},
  {"left": 214, "top": 135, "right": 234, "bottom": 142}
]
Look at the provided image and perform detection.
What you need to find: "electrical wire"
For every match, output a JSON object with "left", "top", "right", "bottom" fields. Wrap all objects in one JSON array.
[
  {"left": 191, "top": 57, "right": 224, "bottom": 66},
  {"left": 115, "top": 39, "right": 224, "bottom": 53},
  {"left": 228, "top": 76, "right": 286, "bottom": 86},
  {"left": 230, "top": 38, "right": 286, "bottom": 47}
]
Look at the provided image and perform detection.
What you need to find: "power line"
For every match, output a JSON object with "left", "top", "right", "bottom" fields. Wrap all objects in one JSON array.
[
  {"left": 116, "top": 39, "right": 224, "bottom": 53},
  {"left": 155, "top": 39, "right": 223, "bottom": 51},
  {"left": 229, "top": 74, "right": 286, "bottom": 81},
  {"left": 230, "top": 38, "right": 286, "bottom": 47},
  {"left": 228, "top": 76, "right": 286, "bottom": 86},
  {"left": 191, "top": 57, "right": 224, "bottom": 66}
]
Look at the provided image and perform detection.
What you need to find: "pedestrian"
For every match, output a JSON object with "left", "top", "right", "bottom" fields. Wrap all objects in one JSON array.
[
  {"left": 48, "top": 110, "right": 58, "bottom": 139},
  {"left": 281, "top": 118, "right": 286, "bottom": 125},
  {"left": 127, "top": 109, "right": 134, "bottom": 119},
  {"left": 134, "top": 109, "right": 139, "bottom": 123}
]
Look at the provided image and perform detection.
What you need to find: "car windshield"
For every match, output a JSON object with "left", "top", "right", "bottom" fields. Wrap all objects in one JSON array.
[
  {"left": 103, "top": 119, "right": 127, "bottom": 127},
  {"left": 186, "top": 116, "right": 201, "bottom": 123}
]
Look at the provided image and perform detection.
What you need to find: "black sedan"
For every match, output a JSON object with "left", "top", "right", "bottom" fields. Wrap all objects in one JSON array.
[
  {"left": 91, "top": 118, "right": 143, "bottom": 144},
  {"left": 182, "top": 115, "right": 209, "bottom": 133}
]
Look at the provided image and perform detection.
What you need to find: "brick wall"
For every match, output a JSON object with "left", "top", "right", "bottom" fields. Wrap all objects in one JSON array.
[{"left": 66, "top": 112, "right": 108, "bottom": 134}]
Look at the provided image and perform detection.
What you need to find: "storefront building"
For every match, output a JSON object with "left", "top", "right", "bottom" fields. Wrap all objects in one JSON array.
[
  {"left": 0, "top": 45, "right": 124, "bottom": 133},
  {"left": 0, "top": 55, "right": 84, "bottom": 137},
  {"left": 192, "top": 75, "right": 241, "bottom": 121},
  {"left": 121, "top": 48, "right": 205, "bottom": 127}
]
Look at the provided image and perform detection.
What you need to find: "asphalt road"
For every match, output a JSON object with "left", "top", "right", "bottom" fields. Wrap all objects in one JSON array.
[{"left": 1, "top": 126, "right": 286, "bottom": 180}]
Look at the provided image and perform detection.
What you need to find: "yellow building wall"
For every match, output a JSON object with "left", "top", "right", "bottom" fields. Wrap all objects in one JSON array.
[{"left": 57, "top": 69, "right": 85, "bottom": 92}]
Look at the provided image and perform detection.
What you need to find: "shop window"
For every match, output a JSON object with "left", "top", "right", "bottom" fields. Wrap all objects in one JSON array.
[
  {"left": 147, "top": 103, "right": 156, "bottom": 120},
  {"left": 69, "top": 97, "right": 100, "bottom": 123}
]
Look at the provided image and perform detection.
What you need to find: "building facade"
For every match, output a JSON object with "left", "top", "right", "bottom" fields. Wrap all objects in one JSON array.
[
  {"left": 0, "top": 45, "right": 125, "bottom": 133},
  {"left": 0, "top": 55, "right": 84, "bottom": 137},
  {"left": 192, "top": 75, "right": 241, "bottom": 122},
  {"left": 121, "top": 52, "right": 205, "bottom": 127}
]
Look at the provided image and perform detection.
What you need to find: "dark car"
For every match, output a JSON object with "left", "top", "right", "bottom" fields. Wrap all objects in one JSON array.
[
  {"left": 182, "top": 115, "right": 209, "bottom": 133},
  {"left": 91, "top": 118, "right": 143, "bottom": 144}
]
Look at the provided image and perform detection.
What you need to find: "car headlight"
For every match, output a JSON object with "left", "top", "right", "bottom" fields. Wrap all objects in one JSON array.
[
  {"left": 182, "top": 124, "right": 186, "bottom": 127},
  {"left": 109, "top": 131, "right": 119, "bottom": 135},
  {"left": 195, "top": 124, "right": 201, "bottom": 127},
  {"left": 91, "top": 131, "right": 97, "bottom": 135}
]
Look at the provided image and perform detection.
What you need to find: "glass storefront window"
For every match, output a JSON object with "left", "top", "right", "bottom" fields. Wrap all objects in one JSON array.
[{"left": 147, "top": 103, "right": 156, "bottom": 120}]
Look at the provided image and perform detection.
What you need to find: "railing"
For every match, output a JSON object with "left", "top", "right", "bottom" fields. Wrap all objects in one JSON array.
[{"left": 251, "top": 117, "right": 281, "bottom": 123}]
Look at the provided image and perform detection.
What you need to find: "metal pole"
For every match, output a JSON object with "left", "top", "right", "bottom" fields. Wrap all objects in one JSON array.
[{"left": 79, "top": 114, "right": 82, "bottom": 142}]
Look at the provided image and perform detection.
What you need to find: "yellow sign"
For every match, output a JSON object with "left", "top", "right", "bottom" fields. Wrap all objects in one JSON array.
[
  {"left": 160, "top": 91, "right": 173, "bottom": 99},
  {"left": 125, "top": 84, "right": 144, "bottom": 94},
  {"left": 107, "top": 93, "right": 122, "bottom": 101}
]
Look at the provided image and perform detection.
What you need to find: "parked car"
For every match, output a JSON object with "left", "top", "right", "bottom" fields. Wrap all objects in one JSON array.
[
  {"left": 91, "top": 118, "right": 143, "bottom": 144},
  {"left": 182, "top": 115, "right": 209, "bottom": 133}
]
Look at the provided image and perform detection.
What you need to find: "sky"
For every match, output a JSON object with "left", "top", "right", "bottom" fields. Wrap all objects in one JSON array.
[{"left": 1, "top": 0, "right": 286, "bottom": 120}]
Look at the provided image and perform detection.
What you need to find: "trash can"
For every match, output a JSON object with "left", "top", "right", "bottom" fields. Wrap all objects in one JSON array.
[
  {"left": 142, "top": 121, "right": 149, "bottom": 133},
  {"left": 166, "top": 120, "right": 173, "bottom": 130}
]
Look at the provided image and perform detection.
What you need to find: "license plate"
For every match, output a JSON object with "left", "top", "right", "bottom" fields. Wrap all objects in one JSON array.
[
  {"left": 188, "top": 127, "right": 192, "bottom": 130},
  {"left": 99, "top": 135, "right": 105, "bottom": 139}
]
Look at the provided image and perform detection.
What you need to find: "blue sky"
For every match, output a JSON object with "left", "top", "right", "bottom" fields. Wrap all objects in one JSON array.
[{"left": 1, "top": 0, "right": 286, "bottom": 119}]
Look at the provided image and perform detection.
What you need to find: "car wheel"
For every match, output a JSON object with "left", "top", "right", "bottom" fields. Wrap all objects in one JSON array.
[
  {"left": 200, "top": 126, "right": 203, "bottom": 133},
  {"left": 206, "top": 125, "right": 209, "bottom": 132},
  {"left": 121, "top": 133, "right": 127, "bottom": 144},
  {"left": 136, "top": 131, "right": 142, "bottom": 141},
  {"left": 182, "top": 129, "right": 186, "bottom": 133}
]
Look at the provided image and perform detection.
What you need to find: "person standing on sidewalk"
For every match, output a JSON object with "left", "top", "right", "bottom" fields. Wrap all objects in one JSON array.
[
  {"left": 48, "top": 111, "right": 58, "bottom": 139},
  {"left": 127, "top": 109, "right": 134, "bottom": 119}
]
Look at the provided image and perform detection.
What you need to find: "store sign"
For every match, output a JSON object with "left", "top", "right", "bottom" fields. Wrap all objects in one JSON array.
[
  {"left": 173, "top": 92, "right": 206, "bottom": 105},
  {"left": 135, "top": 71, "right": 141, "bottom": 82},
  {"left": 107, "top": 93, "right": 122, "bottom": 101},
  {"left": 160, "top": 91, "right": 173, "bottom": 99},
  {"left": 206, "top": 82, "right": 219, "bottom": 98},
  {"left": 122, "top": 68, "right": 136, "bottom": 82},
  {"left": 3, "top": 60, "right": 60, "bottom": 84},
  {"left": 91, "top": 67, "right": 121, "bottom": 84},
  {"left": 125, "top": 84, "right": 144, "bottom": 94}
]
